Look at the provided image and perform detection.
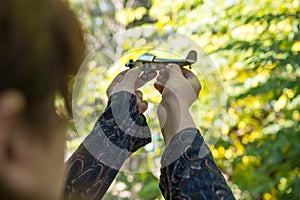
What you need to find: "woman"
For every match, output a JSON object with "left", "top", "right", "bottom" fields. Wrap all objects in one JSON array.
[{"left": 0, "top": 0, "right": 234, "bottom": 199}]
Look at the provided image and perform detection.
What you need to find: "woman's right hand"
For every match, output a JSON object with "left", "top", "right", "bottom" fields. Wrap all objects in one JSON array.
[
  {"left": 154, "top": 64, "right": 201, "bottom": 109},
  {"left": 154, "top": 64, "right": 201, "bottom": 144}
]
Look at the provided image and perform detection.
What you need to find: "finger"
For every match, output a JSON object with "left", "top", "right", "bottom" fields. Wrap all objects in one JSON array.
[
  {"left": 158, "top": 68, "right": 168, "bottom": 78},
  {"left": 181, "top": 68, "right": 196, "bottom": 80},
  {"left": 181, "top": 68, "right": 202, "bottom": 95},
  {"left": 135, "top": 71, "right": 157, "bottom": 89},
  {"left": 135, "top": 90, "right": 143, "bottom": 100},
  {"left": 106, "top": 82, "right": 117, "bottom": 97},
  {"left": 139, "top": 100, "right": 148, "bottom": 113},
  {"left": 135, "top": 90, "right": 143, "bottom": 112},
  {"left": 165, "top": 64, "right": 183, "bottom": 77},
  {"left": 193, "top": 79, "right": 202, "bottom": 95},
  {"left": 156, "top": 74, "right": 168, "bottom": 85},
  {"left": 113, "top": 73, "right": 124, "bottom": 82},
  {"left": 154, "top": 82, "right": 164, "bottom": 94},
  {"left": 136, "top": 98, "right": 142, "bottom": 111},
  {"left": 106, "top": 70, "right": 127, "bottom": 97},
  {"left": 121, "top": 67, "right": 142, "bottom": 86},
  {"left": 135, "top": 90, "right": 143, "bottom": 106},
  {"left": 112, "top": 70, "right": 128, "bottom": 83}
]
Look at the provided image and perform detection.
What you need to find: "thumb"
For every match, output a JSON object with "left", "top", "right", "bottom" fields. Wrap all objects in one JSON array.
[
  {"left": 165, "top": 64, "right": 183, "bottom": 78},
  {"left": 135, "top": 71, "right": 157, "bottom": 89},
  {"left": 154, "top": 82, "right": 164, "bottom": 94}
]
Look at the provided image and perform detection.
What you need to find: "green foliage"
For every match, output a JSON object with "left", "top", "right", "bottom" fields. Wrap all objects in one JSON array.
[{"left": 66, "top": 0, "right": 300, "bottom": 199}]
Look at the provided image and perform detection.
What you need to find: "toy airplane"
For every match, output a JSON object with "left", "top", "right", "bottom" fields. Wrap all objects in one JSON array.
[{"left": 125, "top": 50, "right": 197, "bottom": 80}]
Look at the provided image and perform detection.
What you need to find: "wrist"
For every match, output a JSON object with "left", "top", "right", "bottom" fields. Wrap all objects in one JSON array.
[
  {"left": 159, "top": 102, "right": 196, "bottom": 145},
  {"left": 96, "top": 91, "right": 151, "bottom": 152},
  {"left": 160, "top": 97, "right": 190, "bottom": 111},
  {"left": 110, "top": 88, "right": 135, "bottom": 96}
]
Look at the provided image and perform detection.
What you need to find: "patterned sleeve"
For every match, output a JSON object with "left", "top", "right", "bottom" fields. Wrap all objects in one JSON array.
[
  {"left": 64, "top": 91, "right": 151, "bottom": 200},
  {"left": 159, "top": 128, "right": 235, "bottom": 200}
]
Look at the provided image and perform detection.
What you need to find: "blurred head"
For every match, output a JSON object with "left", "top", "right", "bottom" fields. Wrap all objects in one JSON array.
[{"left": 0, "top": 0, "right": 85, "bottom": 199}]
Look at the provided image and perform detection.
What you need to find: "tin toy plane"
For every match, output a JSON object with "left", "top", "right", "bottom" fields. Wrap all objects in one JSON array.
[{"left": 125, "top": 50, "right": 197, "bottom": 80}]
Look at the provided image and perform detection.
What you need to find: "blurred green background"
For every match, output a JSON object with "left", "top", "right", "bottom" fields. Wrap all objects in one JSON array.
[{"left": 64, "top": 0, "right": 300, "bottom": 199}]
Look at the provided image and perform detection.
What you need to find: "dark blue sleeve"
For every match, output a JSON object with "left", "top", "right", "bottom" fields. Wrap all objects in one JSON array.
[
  {"left": 64, "top": 91, "right": 151, "bottom": 200},
  {"left": 159, "top": 128, "right": 235, "bottom": 200}
]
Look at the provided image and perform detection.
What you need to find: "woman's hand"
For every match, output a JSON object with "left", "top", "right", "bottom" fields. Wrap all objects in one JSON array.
[
  {"left": 106, "top": 67, "right": 157, "bottom": 114},
  {"left": 154, "top": 64, "right": 201, "bottom": 144},
  {"left": 154, "top": 64, "right": 201, "bottom": 109}
]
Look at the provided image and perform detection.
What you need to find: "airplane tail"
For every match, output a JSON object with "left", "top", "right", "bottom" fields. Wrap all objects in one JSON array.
[{"left": 186, "top": 50, "right": 197, "bottom": 64}]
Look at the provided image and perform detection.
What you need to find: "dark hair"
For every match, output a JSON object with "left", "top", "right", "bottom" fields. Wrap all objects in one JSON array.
[{"left": 0, "top": 0, "right": 85, "bottom": 122}]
